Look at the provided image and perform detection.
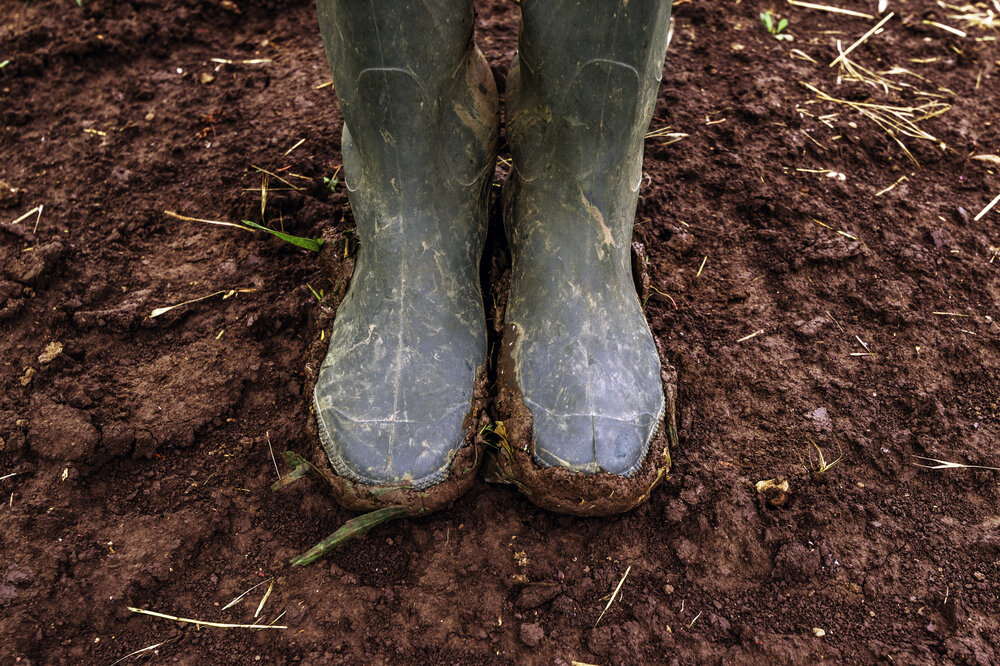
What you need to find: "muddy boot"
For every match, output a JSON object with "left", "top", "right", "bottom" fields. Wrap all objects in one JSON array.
[
  {"left": 311, "top": 0, "right": 499, "bottom": 513},
  {"left": 494, "top": 0, "right": 677, "bottom": 515}
]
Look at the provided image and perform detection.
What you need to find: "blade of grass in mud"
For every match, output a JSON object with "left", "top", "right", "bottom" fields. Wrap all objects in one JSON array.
[
  {"left": 270, "top": 462, "right": 311, "bottom": 490},
  {"left": 291, "top": 506, "right": 412, "bottom": 566},
  {"left": 271, "top": 450, "right": 313, "bottom": 490},
  {"left": 241, "top": 220, "right": 323, "bottom": 251},
  {"left": 282, "top": 450, "right": 311, "bottom": 468}
]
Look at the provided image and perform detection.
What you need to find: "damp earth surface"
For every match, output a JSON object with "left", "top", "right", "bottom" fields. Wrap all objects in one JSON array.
[{"left": 1, "top": 0, "right": 999, "bottom": 663}]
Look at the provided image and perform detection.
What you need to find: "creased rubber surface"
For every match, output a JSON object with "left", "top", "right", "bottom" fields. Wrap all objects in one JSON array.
[
  {"left": 498, "top": 0, "right": 674, "bottom": 495},
  {"left": 313, "top": 0, "right": 499, "bottom": 494},
  {"left": 494, "top": 335, "right": 678, "bottom": 517},
  {"left": 305, "top": 279, "right": 492, "bottom": 513}
]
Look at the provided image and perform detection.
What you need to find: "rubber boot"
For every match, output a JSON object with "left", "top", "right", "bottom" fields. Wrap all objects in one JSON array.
[
  {"left": 494, "top": 0, "right": 677, "bottom": 515},
  {"left": 312, "top": 0, "right": 499, "bottom": 513}
]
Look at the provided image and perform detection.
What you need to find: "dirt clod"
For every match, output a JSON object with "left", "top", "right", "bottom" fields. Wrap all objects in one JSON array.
[
  {"left": 587, "top": 625, "right": 613, "bottom": 656},
  {"left": 27, "top": 397, "right": 99, "bottom": 462},
  {"left": 520, "top": 622, "right": 544, "bottom": 647},
  {"left": 516, "top": 584, "right": 562, "bottom": 610},
  {"left": 755, "top": 478, "right": 791, "bottom": 508},
  {"left": 774, "top": 542, "right": 821, "bottom": 582}
]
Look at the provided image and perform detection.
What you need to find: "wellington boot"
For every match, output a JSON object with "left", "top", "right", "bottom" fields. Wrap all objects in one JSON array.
[
  {"left": 312, "top": 1, "right": 499, "bottom": 513},
  {"left": 494, "top": 0, "right": 677, "bottom": 515}
]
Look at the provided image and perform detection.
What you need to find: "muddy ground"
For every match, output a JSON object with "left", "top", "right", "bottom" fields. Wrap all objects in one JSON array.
[{"left": 2, "top": 0, "right": 999, "bottom": 663}]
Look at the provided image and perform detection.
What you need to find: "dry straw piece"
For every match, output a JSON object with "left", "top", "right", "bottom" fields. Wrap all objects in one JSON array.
[
  {"left": 787, "top": 0, "right": 875, "bottom": 19},
  {"left": 800, "top": 81, "right": 949, "bottom": 165},
  {"left": 149, "top": 288, "right": 255, "bottom": 318},
  {"left": 127, "top": 607, "right": 288, "bottom": 629},
  {"left": 594, "top": 565, "right": 631, "bottom": 627},
  {"left": 830, "top": 13, "right": 895, "bottom": 68},
  {"left": 943, "top": 0, "right": 999, "bottom": 30},
  {"left": 913, "top": 456, "right": 1000, "bottom": 471},
  {"left": 163, "top": 210, "right": 253, "bottom": 231},
  {"left": 793, "top": 8, "right": 956, "bottom": 165},
  {"left": 109, "top": 640, "right": 174, "bottom": 666},
  {"left": 973, "top": 193, "right": 1000, "bottom": 221}
]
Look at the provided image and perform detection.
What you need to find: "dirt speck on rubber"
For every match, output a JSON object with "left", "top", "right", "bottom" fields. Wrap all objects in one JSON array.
[{"left": 2, "top": 0, "right": 999, "bottom": 663}]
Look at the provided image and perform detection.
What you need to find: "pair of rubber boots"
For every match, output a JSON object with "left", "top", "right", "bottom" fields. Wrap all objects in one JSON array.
[{"left": 312, "top": 0, "right": 676, "bottom": 517}]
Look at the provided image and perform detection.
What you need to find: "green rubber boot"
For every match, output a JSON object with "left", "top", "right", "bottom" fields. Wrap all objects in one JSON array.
[
  {"left": 494, "top": 0, "right": 676, "bottom": 515},
  {"left": 312, "top": 0, "right": 498, "bottom": 512}
]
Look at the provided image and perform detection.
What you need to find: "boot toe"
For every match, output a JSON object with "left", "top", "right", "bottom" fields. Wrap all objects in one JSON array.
[
  {"left": 530, "top": 403, "right": 661, "bottom": 477},
  {"left": 593, "top": 413, "right": 656, "bottom": 475},
  {"left": 315, "top": 400, "right": 469, "bottom": 489}
]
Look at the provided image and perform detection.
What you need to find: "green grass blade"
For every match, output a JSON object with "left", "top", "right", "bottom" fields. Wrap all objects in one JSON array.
[
  {"left": 271, "top": 451, "right": 314, "bottom": 490},
  {"left": 282, "top": 450, "right": 311, "bottom": 469},
  {"left": 291, "top": 506, "right": 411, "bottom": 566},
  {"left": 271, "top": 462, "right": 311, "bottom": 490},
  {"left": 241, "top": 220, "right": 324, "bottom": 252}
]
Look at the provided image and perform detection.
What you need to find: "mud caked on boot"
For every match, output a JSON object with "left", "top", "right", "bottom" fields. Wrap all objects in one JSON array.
[
  {"left": 494, "top": 0, "right": 678, "bottom": 515},
  {"left": 311, "top": 0, "right": 499, "bottom": 513}
]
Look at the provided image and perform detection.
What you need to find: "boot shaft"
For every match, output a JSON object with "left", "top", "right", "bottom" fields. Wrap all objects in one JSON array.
[
  {"left": 316, "top": 0, "right": 499, "bottom": 255},
  {"left": 509, "top": 0, "right": 672, "bottom": 190}
]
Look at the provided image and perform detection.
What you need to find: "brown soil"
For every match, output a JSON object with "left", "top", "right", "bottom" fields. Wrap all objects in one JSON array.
[{"left": 2, "top": 0, "right": 999, "bottom": 663}]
